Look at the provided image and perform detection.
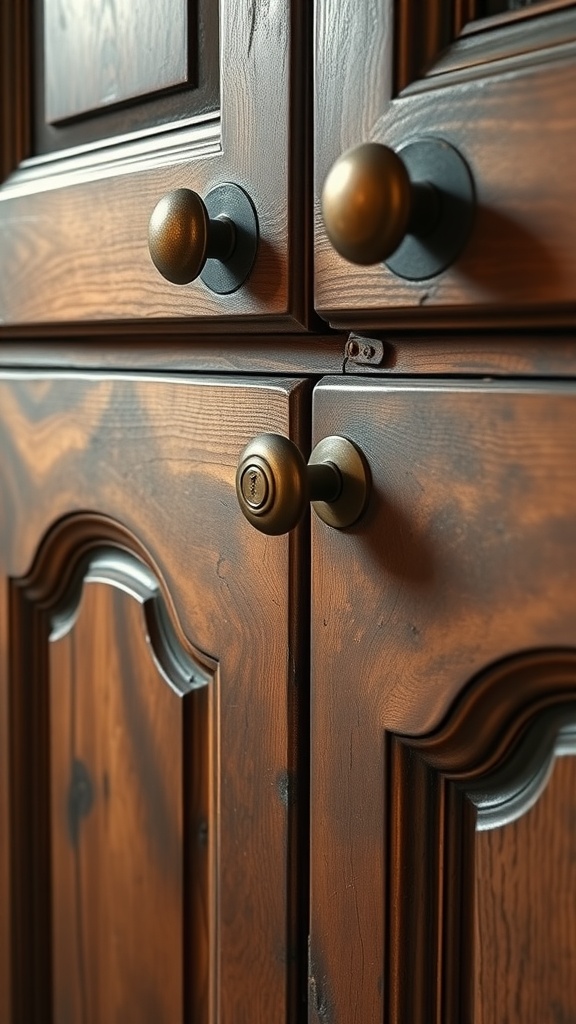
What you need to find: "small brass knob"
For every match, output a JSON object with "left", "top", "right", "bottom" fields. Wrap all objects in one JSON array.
[
  {"left": 236, "top": 434, "right": 370, "bottom": 535},
  {"left": 322, "top": 142, "right": 439, "bottom": 266},
  {"left": 148, "top": 188, "right": 236, "bottom": 285}
]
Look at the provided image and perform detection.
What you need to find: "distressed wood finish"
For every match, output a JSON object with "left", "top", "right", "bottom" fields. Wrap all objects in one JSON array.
[
  {"left": 310, "top": 378, "right": 576, "bottom": 1024},
  {"left": 0, "top": 0, "right": 312, "bottom": 329},
  {"left": 315, "top": 0, "right": 576, "bottom": 327},
  {"left": 0, "top": 372, "right": 309, "bottom": 1023}
]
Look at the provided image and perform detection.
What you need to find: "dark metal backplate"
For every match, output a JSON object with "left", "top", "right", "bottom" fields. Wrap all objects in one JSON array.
[
  {"left": 386, "top": 138, "right": 475, "bottom": 281},
  {"left": 201, "top": 183, "right": 259, "bottom": 295}
]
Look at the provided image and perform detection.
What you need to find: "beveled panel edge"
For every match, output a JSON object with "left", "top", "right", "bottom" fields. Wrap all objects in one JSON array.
[
  {"left": 395, "top": 0, "right": 576, "bottom": 93},
  {"left": 3, "top": 116, "right": 221, "bottom": 196},
  {"left": 407, "top": 10, "right": 576, "bottom": 93},
  {"left": 461, "top": 0, "right": 576, "bottom": 36}
]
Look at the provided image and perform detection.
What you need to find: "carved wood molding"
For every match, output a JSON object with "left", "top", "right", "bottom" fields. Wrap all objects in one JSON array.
[
  {"left": 13, "top": 511, "right": 215, "bottom": 673},
  {"left": 385, "top": 649, "right": 576, "bottom": 1023},
  {"left": 394, "top": 0, "right": 576, "bottom": 93},
  {"left": 8, "top": 511, "right": 218, "bottom": 1021}
]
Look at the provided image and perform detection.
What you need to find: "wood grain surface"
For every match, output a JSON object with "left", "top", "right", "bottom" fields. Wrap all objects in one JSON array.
[
  {"left": 315, "top": 0, "right": 576, "bottom": 326},
  {"left": 44, "top": 0, "right": 188, "bottom": 122},
  {"left": 310, "top": 377, "right": 576, "bottom": 1024},
  {"left": 475, "top": 752, "right": 576, "bottom": 1023},
  {"left": 0, "top": 372, "right": 309, "bottom": 1023},
  {"left": 49, "top": 576, "right": 210, "bottom": 1024},
  {"left": 36, "top": 0, "right": 219, "bottom": 153}
]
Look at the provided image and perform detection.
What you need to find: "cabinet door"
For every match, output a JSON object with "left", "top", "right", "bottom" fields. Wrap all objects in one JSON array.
[
  {"left": 0, "top": 372, "right": 308, "bottom": 1023},
  {"left": 0, "top": 0, "right": 310, "bottom": 329},
  {"left": 310, "top": 376, "right": 576, "bottom": 1023},
  {"left": 315, "top": 0, "right": 576, "bottom": 328}
]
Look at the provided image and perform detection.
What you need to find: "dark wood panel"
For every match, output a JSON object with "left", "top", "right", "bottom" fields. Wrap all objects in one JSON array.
[
  {"left": 0, "top": 372, "right": 309, "bottom": 1024},
  {"left": 35, "top": 0, "right": 219, "bottom": 154},
  {"left": 310, "top": 377, "right": 576, "bottom": 1024},
  {"left": 44, "top": 0, "right": 188, "bottom": 122},
  {"left": 475, "top": 752, "right": 576, "bottom": 1023},
  {"left": 48, "top": 568, "right": 213, "bottom": 1023}
]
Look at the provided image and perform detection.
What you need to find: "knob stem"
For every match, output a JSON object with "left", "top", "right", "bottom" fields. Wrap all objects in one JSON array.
[
  {"left": 409, "top": 181, "right": 441, "bottom": 239},
  {"left": 206, "top": 216, "right": 236, "bottom": 262},
  {"left": 308, "top": 462, "right": 342, "bottom": 504}
]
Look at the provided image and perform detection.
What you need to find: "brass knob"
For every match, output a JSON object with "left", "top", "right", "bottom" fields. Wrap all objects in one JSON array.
[
  {"left": 148, "top": 188, "right": 236, "bottom": 285},
  {"left": 236, "top": 434, "right": 370, "bottom": 535},
  {"left": 322, "top": 142, "right": 440, "bottom": 266}
]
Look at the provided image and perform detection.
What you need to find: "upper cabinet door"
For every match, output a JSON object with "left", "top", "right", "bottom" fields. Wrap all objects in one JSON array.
[
  {"left": 314, "top": 0, "right": 576, "bottom": 329},
  {"left": 0, "top": 0, "right": 310, "bottom": 330}
]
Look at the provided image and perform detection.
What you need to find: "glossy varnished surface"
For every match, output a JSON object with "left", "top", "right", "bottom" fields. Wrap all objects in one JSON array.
[
  {"left": 0, "top": 372, "right": 308, "bottom": 1023},
  {"left": 310, "top": 377, "right": 576, "bottom": 1024}
]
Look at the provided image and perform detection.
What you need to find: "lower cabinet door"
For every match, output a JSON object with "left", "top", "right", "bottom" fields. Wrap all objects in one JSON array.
[
  {"left": 310, "top": 376, "right": 576, "bottom": 1024},
  {"left": 0, "top": 372, "right": 308, "bottom": 1024}
]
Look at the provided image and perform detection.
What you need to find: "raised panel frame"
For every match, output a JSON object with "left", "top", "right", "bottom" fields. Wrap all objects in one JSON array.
[
  {"left": 314, "top": 0, "right": 576, "bottom": 328},
  {"left": 0, "top": 0, "right": 313, "bottom": 330}
]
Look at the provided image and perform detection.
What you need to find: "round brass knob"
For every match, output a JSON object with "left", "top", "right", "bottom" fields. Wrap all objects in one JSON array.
[
  {"left": 322, "top": 142, "right": 438, "bottom": 266},
  {"left": 236, "top": 433, "right": 370, "bottom": 536},
  {"left": 148, "top": 182, "right": 259, "bottom": 293},
  {"left": 148, "top": 188, "right": 235, "bottom": 285},
  {"left": 321, "top": 138, "right": 475, "bottom": 279}
]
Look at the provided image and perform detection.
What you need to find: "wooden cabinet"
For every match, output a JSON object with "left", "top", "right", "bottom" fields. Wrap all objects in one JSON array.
[{"left": 1, "top": 0, "right": 576, "bottom": 1022}]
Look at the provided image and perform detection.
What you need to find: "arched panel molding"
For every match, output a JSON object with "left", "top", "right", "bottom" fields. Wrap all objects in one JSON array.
[
  {"left": 8, "top": 511, "right": 218, "bottom": 1024},
  {"left": 386, "top": 649, "right": 576, "bottom": 1024}
]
